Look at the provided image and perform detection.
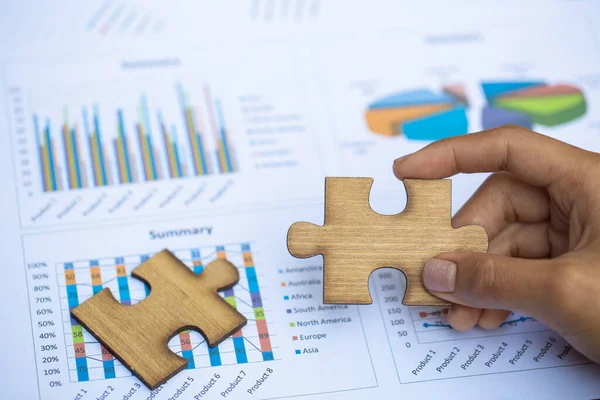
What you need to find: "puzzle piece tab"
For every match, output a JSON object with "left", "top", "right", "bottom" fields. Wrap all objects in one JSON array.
[
  {"left": 71, "top": 250, "right": 247, "bottom": 389},
  {"left": 287, "top": 178, "right": 488, "bottom": 306}
]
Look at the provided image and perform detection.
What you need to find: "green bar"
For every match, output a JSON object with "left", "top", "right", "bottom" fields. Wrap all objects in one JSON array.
[
  {"left": 225, "top": 296, "right": 236, "bottom": 308},
  {"left": 72, "top": 325, "right": 84, "bottom": 344},
  {"left": 254, "top": 307, "right": 265, "bottom": 321}
]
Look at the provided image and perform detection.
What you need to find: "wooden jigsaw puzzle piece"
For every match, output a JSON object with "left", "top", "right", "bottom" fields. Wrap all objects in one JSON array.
[
  {"left": 71, "top": 250, "right": 247, "bottom": 389},
  {"left": 288, "top": 178, "right": 488, "bottom": 306}
]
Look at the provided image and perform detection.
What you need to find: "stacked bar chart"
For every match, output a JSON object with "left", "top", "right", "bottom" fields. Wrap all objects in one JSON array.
[
  {"left": 481, "top": 81, "right": 587, "bottom": 130},
  {"left": 364, "top": 85, "right": 469, "bottom": 140},
  {"left": 33, "top": 83, "right": 238, "bottom": 193},
  {"left": 58, "top": 243, "right": 273, "bottom": 383}
]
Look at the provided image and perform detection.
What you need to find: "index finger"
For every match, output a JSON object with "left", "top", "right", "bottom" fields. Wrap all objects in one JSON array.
[{"left": 392, "top": 125, "right": 587, "bottom": 187}]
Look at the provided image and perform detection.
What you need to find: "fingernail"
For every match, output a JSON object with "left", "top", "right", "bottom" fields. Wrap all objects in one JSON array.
[
  {"left": 394, "top": 155, "right": 407, "bottom": 164},
  {"left": 423, "top": 258, "right": 456, "bottom": 292}
]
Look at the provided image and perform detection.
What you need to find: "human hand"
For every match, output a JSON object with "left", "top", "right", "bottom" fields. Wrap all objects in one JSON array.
[{"left": 393, "top": 125, "right": 600, "bottom": 363}]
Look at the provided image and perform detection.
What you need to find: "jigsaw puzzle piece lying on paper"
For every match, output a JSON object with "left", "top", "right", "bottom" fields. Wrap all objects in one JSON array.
[
  {"left": 71, "top": 249, "right": 247, "bottom": 389},
  {"left": 287, "top": 177, "right": 488, "bottom": 306}
]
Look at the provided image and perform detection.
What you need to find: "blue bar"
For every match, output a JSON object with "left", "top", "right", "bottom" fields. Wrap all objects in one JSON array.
[
  {"left": 93, "top": 105, "right": 108, "bottom": 185},
  {"left": 117, "top": 109, "right": 133, "bottom": 182},
  {"left": 71, "top": 128, "right": 83, "bottom": 188},
  {"left": 172, "top": 125, "right": 183, "bottom": 177},
  {"left": 195, "top": 132, "right": 209, "bottom": 175},
  {"left": 183, "top": 350, "right": 196, "bottom": 369},
  {"left": 115, "top": 257, "right": 131, "bottom": 305},
  {"left": 177, "top": 83, "right": 199, "bottom": 175},
  {"left": 66, "top": 284, "right": 79, "bottom": 309},
  {"left": 82, "top": 107, "right": 98, "bottom": 186},
  {"left": 136, "top": 125, "right": 149, "bottom": 181},
  {"left": 75, "top": 357, "right": 89, "bottom": 381},
  {"left": 62, "top": 126, "right": 73, "bottom": 189},
  {"left": 45, "top": 120, "right": 58, "bottom": 190},
  {"left": 262, "top": 351, "right": 274, "bottom": 361},
  {"left": 103, "top": 360, "right": 116, "bottom": 379},
  {"left": 233, "top": 337, "right": 248, "bottom": 364},
  {"left": 208, "top": 345, "right": 222, "bottom": 366},
  {"left": 33, "top": 115, "right": 47, "bottom": 192},
  {"left": 141, "top": 95, "right": 153, "bottom": 138},
  {"left": 64, "top": 263, "right": 79, "bottom": 324},
  {"left": 191, "top": 249, "right": 203, "bottom": 274},
  {"left": 112, "top": 140, "right": 122, "bottom": 183},
  {"left": 117, "top": 276, "right": 131, "bottom": 304},
  {"left": 141, "top": 95, "right": 158, "bottom": 180},
  {"left": 245, "top": 267, "right": 259, "bottom": 293},
  {"left": 146, "top": 133, "right": 158, "bottom": 180},
  {"left": 215, "top": 99, "right": 233, "bottom": 172}
]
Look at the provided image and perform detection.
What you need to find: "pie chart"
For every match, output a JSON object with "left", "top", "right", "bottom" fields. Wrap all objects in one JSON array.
[
  {"left": 365, "top": 85, "right": 469, "bottom": 140},
  {"left": 481, "top": 81, "right": 587, "bottom": 130}
]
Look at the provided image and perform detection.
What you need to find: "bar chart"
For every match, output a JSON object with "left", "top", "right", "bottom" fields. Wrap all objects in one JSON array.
[
  {"left": 33, "top": 83, "right": 237, "bottom": 193},
  {"left": 23, "top": 209, "right": 379, "bottom": 399},
  {"left": 59, "top": 243, "right": 273, "bottom": 383},
  {"left": 6, "top": 46, "right": 326, "bottom": 228}
]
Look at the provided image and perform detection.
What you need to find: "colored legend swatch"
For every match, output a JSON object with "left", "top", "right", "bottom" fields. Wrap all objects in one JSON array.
[
  {"left": 481, "top": 81, "right": 587, "bottom": 129},
  {"left": 365, "top": 85, "right": 469, "bottom": 140},
  {"left": 33, "top": 83, "right": 238, "bottom": 193},
  {"left": 59, "top": 243, "right": 273, "bottom": 383}
]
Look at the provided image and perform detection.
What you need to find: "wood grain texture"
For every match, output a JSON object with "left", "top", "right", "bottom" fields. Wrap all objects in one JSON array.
[
  {"left": 287, "top": 178, "right": 488, "bottom": 306},
  {"left": 71, "top": 249, "right": 247, "bottom": 389}
]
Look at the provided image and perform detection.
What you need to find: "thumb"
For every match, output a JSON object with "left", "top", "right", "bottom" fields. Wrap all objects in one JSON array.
[{"left": 422, "top": 253, "right": 555, "bottom": 317}]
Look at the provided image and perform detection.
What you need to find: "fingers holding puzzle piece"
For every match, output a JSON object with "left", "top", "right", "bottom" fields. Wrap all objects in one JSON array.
[{"left": 287, "top": 177, "right": 489, "bottom": 306}]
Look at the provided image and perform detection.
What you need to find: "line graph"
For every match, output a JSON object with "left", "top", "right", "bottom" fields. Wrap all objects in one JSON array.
[
  {"left": 371, "top": 269, "right": 587, "bottom": 383},
  {"left": 57, "top": 243, "right": 275, "bottom": 383},
  {"left": 411, "top": 305, "right": 544, "bottom": 342}
]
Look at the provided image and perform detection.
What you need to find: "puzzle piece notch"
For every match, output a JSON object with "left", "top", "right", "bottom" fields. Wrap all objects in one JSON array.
[
  {"left": 71, "top": 249, "right": 247, "bottom": 389},
  {"left": 287, "top": 177, "right": 488, "bottom": 306}
]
